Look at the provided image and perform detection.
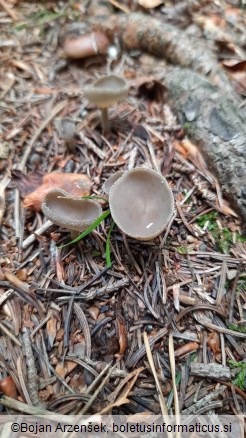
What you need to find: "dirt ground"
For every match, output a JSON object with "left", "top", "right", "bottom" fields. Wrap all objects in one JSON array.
[{"left": 0, "top": 0, "right": 246, "bottom": 422}]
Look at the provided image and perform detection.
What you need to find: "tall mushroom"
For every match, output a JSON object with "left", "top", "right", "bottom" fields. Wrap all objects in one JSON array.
[
  {"left": 42, "top": 189, "right": 102, "bottom": 238},
  {"left": 108, "top": 167, "right": 174, "bottom": 240},
  {"left": 84, "top": 74, "right": 129, "bottom": 135}
]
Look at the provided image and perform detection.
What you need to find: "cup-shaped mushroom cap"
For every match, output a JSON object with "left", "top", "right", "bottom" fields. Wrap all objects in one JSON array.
[
  {"left": 84, "top": 74, "right": 128, "bottom": 108},
  {"left": 109, "top": 168, "right": 174, "bottom": 240},
  {"left": 41, "top": 189, "right": 102, "bottom": 231},
  {"left": 102, "top": 171, "right": 125, "bottom": 195}
]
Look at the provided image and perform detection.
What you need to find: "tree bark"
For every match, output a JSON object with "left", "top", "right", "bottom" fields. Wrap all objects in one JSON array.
[
  {"left": 163, "top": 67, "right": 246, "bottom": 225},
  {"left": 190, "top": 362, "right": 231, "bottom": 380}
]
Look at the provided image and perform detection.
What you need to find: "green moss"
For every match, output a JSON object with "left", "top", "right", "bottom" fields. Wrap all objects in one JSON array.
[
  {"left": 176, "top": 246, "right": 188, "bottom": 255},
  {"left": 183, "top": 122, "right": 194, "bottom": 135},
  {"left": 214, "top": 227, "right": 233, "bottom": 253},
  {"left": 227, "top": 324, "right": 246, "bottom": 333},
  {"left": 236, "top": 233, "right": 246, "bottom": 242},
  {"left": 196, "top": 211, "right": 242, "bottom": 253},
  {"left": 229, "top": 360, "right": 246, "bottom": 390},
  {"left": 196, "top": 211, "right": 218, "bottom": 229}
]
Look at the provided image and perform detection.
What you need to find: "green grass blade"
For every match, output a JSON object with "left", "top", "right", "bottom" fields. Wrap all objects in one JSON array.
[
  {"left": 106, "top": 220, "right": 115, "bottom": 268},
  {"left": 81, "top": 195, "right": 108, "bottom": 202},
  {"left": 59, "top": 210, "right": 111, "bottom": 249}
]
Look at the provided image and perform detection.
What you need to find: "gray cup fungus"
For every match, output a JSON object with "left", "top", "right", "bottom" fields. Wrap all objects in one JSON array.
[
  {"left": 108, "top": 168, "right": 174, "bottom": 240},
  {"left": 84, "top": 74, "right": 129, "bottom": 135},
  {"left": 102, "top": 170, "right": 125, "bottom": 195},
  {"left": 41, "top": 189, "right": 102, "bottom": 237}
]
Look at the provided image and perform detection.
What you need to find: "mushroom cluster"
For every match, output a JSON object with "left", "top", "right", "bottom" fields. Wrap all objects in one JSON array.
[{"left": 41, "top": 168, "right": 174, "bottom": 243}]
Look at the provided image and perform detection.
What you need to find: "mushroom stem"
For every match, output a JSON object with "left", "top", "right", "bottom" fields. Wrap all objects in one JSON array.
[{"left": 100, "top": 107, "right": 110, "bottom": 135}]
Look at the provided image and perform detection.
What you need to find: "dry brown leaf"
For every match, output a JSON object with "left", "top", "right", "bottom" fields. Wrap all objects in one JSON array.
[
  {"left": 88, "top": 306, "right": 100, "bottom": 320},
  {"left": 207, "top": 332, "right": 220, "bottom": 354},
  {"left": 0, "top": 376, "right": 18, "bottom": 399},
  {"left": 46, "top": 316, "right": 57, "bottom": 349},
  {"left": 175, "top": 342, "right": 199, "bottom": 358},
  {"left": 15, "top": 269, "right": 27, "bottom": 282},
  {"left": 222, "top": 59, "right": 246, "bottom": 71},
  {"left": 99, "top": 367, "right": 144, "bottom": 414},
  {"left": 55, "top": 361, "right": 77, "bottom": 379},
  {"left": 12, "top": 171, "right": 92, "bottom": 211},
  {"left": 115, "top": 316, "right": 127, "bottom": 359}
]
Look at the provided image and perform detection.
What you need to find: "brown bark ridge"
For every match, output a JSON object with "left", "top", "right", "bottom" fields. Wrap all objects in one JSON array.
[
  {"left": 88, "top": 13, "right": 245, "bottom": 105},
  {"left": 190, "top": 362, "right": 231, "bottom": 380},
  {"left": 163, "top": 67, "right": 246, "bottom": 226}
]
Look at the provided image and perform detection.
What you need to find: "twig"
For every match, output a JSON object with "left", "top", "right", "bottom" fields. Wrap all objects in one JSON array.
[
  {"left": 147, "top": 139, "right": 160, "bottom": 173},
  {"left": 18, "top": 101, "right": 67, "bottom": 171},
  {"left": 0, "top": 322, "right": 21, "bottom": 346},
  {"left": 182, "top": 385, "right": 227, "bottom": 414},
  {"left": 143, "top": 332, "right": 170, "bottom": 419},
  {"left": 32, "top": 345, "right": 75, "bottom": 394},
  {"left": 216, "top": 260, "right": 227, "bottom": 306},
  {"left": 0, "top": 174, "right": 10, "bottom": 225},
  {"left": 78, "top": 132, "right": 106, "bottom": 160},
  {"left": 0, "top": 396, "right": 76, "bottom": 420},
  {"left": 169, "top": 334, "right": 180, "bottom": 438},
  {"left": 22, "top": 220, "right": 53, "bottom": 249},
  {"left": 229, "top": 261, "right": 243, "bottom": 323},
  {"left": 80, "top": 364, "right": 117, "bottom": 415},
  {"left": 22, "top": 328, "right": 43, "bottom": 407},
  {"left": 85, "top": 362, "right": 113, "bottom": 395},
  {"left": 0, "top": 0, "right": 18, "bottom": 21}
]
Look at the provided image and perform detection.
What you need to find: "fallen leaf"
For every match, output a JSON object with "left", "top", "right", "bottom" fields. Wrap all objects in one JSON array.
[
  {"left": 55, "top": 361, "right": 77, "bottom": 379},
  {"left": 0, "top": 376, "right": 18, "bottom": 399},
  {"left": 175, "top": 342, "right": 199, "bottom": 358},
  {"left": 207, "top": 332, "right": 220, "bottom": 354},
  {"left": 88, "top": 306, "right": 100, "bottom": 320},
  {"left": 115, "top": 315, "right": 127, "bottom": 359},
  {"left": 47, "top": 316, "right": 57, "bottom": 349},
  {"left": 99, "top": 367, "right": 144, "bottom": 414},
  {"left": 222, "top": 59, "right": 246, "bottom": 71},
  {"left": 12, "top": 169, "right": 44, "bottom": 196},
  {"left": 12, "top": 171, "right": 92, "bottom": 211}
]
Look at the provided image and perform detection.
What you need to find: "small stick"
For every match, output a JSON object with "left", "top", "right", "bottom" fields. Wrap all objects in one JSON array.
[
  {"left": 0, "top": 0, "right": 17, "bottom": 21},
  {"left": 79, "top": 364, "right": 116, "bottom": 415},
  {"left": 229, "top": 261, "right": 243, "bottom": 323},
  {"left": 143, "top": 332, "right": 170, "bottom": 421},
  {"left": 169, "top": 334, "right": 180, "bottom": 438},
  {"left": 22, "top": 220, "right": 53, "bottom": 248},
  {"left": 18, "top": 100, "right": 67, "bottom": 171},
  {"left": 0, "top": 322, "right": 21, "bottom": 346},
  {"left": 0, "top": 174, "right": 10, "bottom": 225},
  {"left": 79, "top": 132, "right": 106, "bottom": 159}
]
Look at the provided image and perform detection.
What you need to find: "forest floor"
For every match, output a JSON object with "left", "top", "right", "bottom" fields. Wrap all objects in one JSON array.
[{"left": 0, "top": 0, "right": 246, "bottom": 426}]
